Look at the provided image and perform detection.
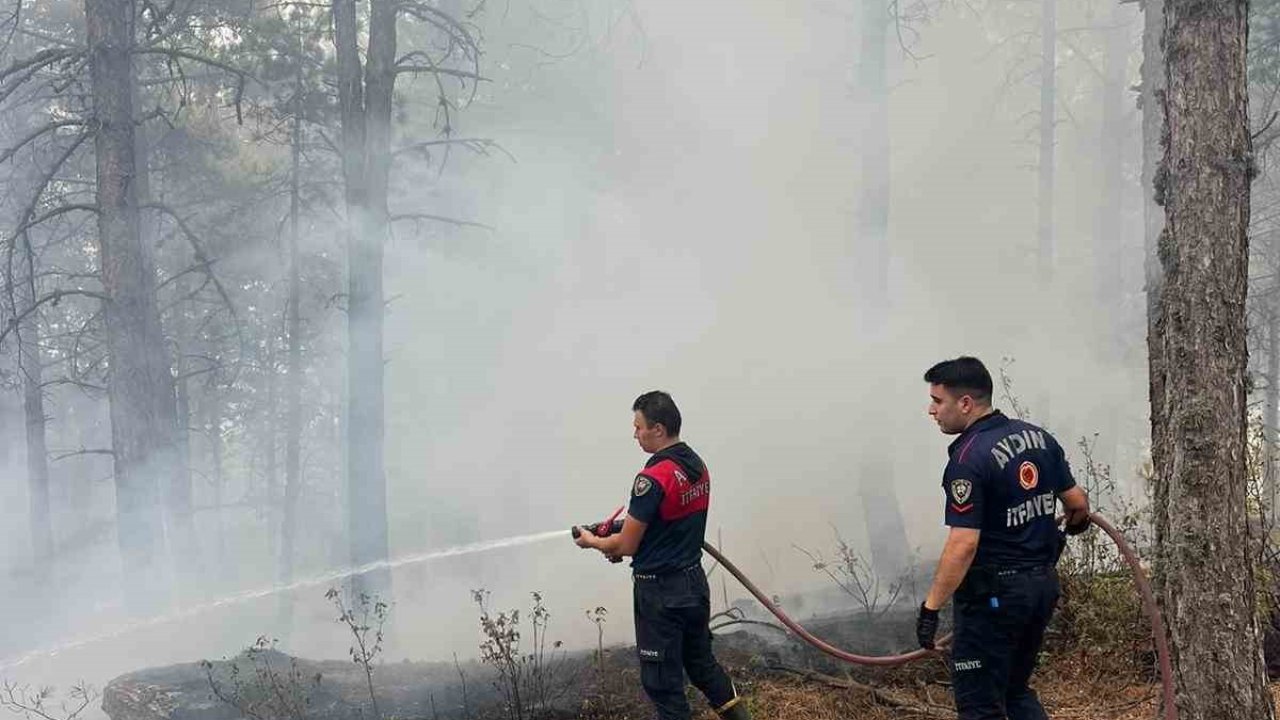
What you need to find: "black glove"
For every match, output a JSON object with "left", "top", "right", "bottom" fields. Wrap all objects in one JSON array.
[
  {"left": 916, "top": 603, "right": 940, "bottom": 650},
  {"left": 1065, "top": 516, "right": 1091, "bottom": 536},
  {"left": 1053, "top": 529, "right": 1068, "bottom": 563}
]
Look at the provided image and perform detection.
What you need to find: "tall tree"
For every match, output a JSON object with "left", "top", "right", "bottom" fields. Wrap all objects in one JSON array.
[
  {"left": 85, "top": 0, "right": 182, "bottom": 611},
  {"left": 1149, "top": 0, "right": 1274, "bottom": 716},
  {"left": 331, "top": 0, "right": 478, "bottom": 593}
]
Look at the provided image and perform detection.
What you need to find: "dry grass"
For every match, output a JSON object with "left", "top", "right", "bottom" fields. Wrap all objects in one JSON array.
[{"left": 674, "top": 659, "right": 1280, "bottom": 720}]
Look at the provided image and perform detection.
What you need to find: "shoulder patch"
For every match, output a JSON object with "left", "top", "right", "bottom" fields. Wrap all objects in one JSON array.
[
  {"left": 950, "top": 478, "right": 973, "bottom": 505},
  {"left": 633, "top": 475, "right": 653, "bottom": 497}
]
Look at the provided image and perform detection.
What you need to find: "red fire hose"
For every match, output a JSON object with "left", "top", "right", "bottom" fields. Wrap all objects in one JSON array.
[{"left": 702, "top": 512, "right": 1176, "bottom": 720}]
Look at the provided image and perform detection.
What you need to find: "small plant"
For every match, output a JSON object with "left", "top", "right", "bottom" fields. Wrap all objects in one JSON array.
[
  {"left": 325, "top": 587, "right": 387, "bottom": 720},
  {"left": 472, "top": 589, "right": 571, "bottom": 720},
  {"left": 201, "top": 636, "right": 320, "bottom": 720},
  {"left": 0, "top": 681, "right": 97, "bottom": 720},
  {"left": 585, "top": 606, "right": 608, "bottom": 671},
  {"left": 795, "top": 531, "right": 914, "bottom": 624}
]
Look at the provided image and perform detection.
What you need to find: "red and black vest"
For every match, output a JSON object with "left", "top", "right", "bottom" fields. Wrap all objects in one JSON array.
[{"left": 627, "top": 442, "right": 710, "bottom": 574}]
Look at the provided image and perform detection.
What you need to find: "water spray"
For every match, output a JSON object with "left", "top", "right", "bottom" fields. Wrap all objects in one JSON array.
[{"left": 0, "top": 529, "right": 565, "bottom": 673}]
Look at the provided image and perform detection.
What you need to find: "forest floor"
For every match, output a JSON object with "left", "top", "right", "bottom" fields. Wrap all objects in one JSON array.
[
  {"left": 569, "top": 625, "right": 1279, "bottom": 720},
  {"left": 575, "top": 651, "right": 1280, "bottom": 720}
]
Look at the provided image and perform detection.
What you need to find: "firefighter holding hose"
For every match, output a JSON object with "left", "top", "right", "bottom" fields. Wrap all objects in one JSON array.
[
  {"left": 573, "top": 391, "right": 751, "bottom": 720},
  {"left": 915, "top": 357, "right": 1091, "bottom": 720}
]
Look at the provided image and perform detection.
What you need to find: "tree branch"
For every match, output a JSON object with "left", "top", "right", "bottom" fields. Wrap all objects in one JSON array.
[
  {"left": 0, "top": 289, "right": 108, "bottom": 348},
  {"left": 1, "top": 120, "right": 88, "bottom": 165},
  {"left": 390, "top": 212, "right": 492, "bottom": 230},
  {"left": 0, "top": 48, "right": 78, "bottom": 83},
  {"left": 51, "top": 448, "right": 115, "bottom": 462}
]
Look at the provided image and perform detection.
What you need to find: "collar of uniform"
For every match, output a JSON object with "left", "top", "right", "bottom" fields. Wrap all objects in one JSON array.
[{"left": 946, "top": 410, "right": 1008, "bottom": 456}]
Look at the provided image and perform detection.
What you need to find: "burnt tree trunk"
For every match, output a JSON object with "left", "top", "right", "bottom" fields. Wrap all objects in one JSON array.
[
  {"left": 85, "top": 0, "right": 179, "bottom": 612},
  {"left": 1150, "top": 0, "right": 1273, "bottom": 716}
]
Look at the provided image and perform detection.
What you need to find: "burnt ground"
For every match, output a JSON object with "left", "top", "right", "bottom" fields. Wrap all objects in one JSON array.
[{"left": 103, "top": 604, "right": 1266, "bottom": 720}]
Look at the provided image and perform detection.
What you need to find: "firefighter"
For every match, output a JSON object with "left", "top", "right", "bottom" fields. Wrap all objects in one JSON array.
[
  {"left": 915, "top": 356, "right": 1091, "bottom": 720},
  {"left": 574, "top": 391, "right": 751, "bottom": 720}
]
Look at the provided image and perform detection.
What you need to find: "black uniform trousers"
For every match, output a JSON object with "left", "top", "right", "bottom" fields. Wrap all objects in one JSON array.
[
  {"left": 633, "top": 565, "right": 737, "bottom": 720},
  {"left": 950, "top": 565, "right": 1060, "bottom": 720}
]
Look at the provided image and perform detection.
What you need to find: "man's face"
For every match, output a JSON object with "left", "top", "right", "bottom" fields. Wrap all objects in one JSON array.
[
  {"left": 928, "top": 383, "right": 975, "bottom": 435},
  {"left": 633, "top": 411, "right": 665, "bottom": 453}
]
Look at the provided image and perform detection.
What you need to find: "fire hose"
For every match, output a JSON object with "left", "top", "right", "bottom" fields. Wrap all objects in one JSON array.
[{"left": 577, "top": 511, "right": 1176, "bottom": 720}]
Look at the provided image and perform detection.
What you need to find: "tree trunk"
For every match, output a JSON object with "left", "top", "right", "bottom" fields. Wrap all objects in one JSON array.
[
  {"left": 855, "top": 0, "right": 890, "bottom": 309},
  {"left": 1097, "top": 0, "right": 1127, "bottom": 344},
  {"left": 264, "top": 346, "right": 279, "bottom": 565},
  {"left": 279, "top": 88, "right": 304, "bottom": 630},
  {"left": 85, "top": 0, "right": 179, "bottom": 613},
  {"left": 1150, "top": 0, "right": 1273, "bottom": 716},
  {"left": 1142, "top": 0, "right": 1166, "bottom": 531},
  {"left": 851, "top": 1, "right": 910, "bottom": 576},
  {"left": 17, "top": 232, "right": 53, "bottom": 568},
  {"left": 135, "top": 81, "right": 199, "bottom": 599},
  {"left": 1266, "top": 309, "right": 1279, "bottom": 518},
  {"left": 206, "top": 388, "right": 228, "bottom": 580},
  {"left": 333, "top": 0, "right": 391, "bottom": 595},
  {"left": 1038, "top": 0, "right": 1056, "bottom": 281}
]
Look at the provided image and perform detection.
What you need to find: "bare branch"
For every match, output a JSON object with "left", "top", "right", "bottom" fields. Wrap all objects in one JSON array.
[
  {"left": 9, "top": 204, "right": 99, "bottom": 241},
  {"left": 51, "top": 448, "right": 114, "bottom": 462},
  {"left": 390, "top": 212, "right": 492, "bottom": 230},
  {"left": 394, "top": 60, "right": 487, "bottom": 83},
  {"left": 0, "top": 289, "right": 108, "bottom": 348},
  {"left": 0, "top": 48, "right": 79, "bottom": 83},
  {"left": 391, "top": 136, "right": 515, "bottom": 163},
  {"left": 0, "top": 120, "right": 87, "bottom": 164}
]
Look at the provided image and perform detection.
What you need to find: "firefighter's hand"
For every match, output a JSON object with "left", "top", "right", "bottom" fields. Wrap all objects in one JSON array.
[
  {"left": 916, "top": 602, "right": 940, "bottom": 650},
  {"left": 1065, "top": 516, "right": 1091, "bottom": 536},
  {"left": 574, "top": 526, "right": 597, "bottom": 549}
]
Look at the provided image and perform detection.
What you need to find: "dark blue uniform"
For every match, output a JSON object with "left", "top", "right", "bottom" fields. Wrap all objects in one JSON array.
[
  {"left": 627, "top": 442, "right": 740, "bottom": 720},
  {"left": 941, "top": 411, "right": 1074, "bottom": 720}
]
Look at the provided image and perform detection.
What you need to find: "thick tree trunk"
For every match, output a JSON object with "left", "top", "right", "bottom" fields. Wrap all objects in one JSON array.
[
  {"left": 1150, "top": 0, "right": 1273, "bottom": 716},
  {"left": 334, "top": 0, "right": 391, "bottom": 595},
  {"left": 1038, "top": 0, "right": 1056, "bottom": 281},
  {"left": 1142, "top": 0, "right": 1166, "bottom": 529},
  {"left": 17, "top": 233, "right": 53, "bottom": 567},
  {"left": 85, "top": 0, "right": 179, "bottom": 613}
]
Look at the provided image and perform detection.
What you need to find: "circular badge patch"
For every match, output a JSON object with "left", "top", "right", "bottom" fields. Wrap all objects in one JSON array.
[
  {"left": 1018, "top": 461, "right": 1039, "bottom": 491},
  {"left": 633, "top": 475, "right": 653, "bottom": 497}
]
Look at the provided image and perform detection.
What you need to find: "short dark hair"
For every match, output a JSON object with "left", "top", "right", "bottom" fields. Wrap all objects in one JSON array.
[
  {"left": 633, "top": 391, "right": 682, "bottom": 436},
  {"left": 924, "top": 356, "right": 993, "bottom": 403}
]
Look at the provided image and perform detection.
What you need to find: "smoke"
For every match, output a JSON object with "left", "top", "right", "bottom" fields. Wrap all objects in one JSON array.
[{"left": 0, "top": 0, "right": 1153, "bottom": 705}]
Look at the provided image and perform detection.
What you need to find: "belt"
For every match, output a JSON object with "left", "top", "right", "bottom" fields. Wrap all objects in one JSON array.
[
  {"left": 633, "top": 563, "right": 702, "bottom": 581},
  {"left": 990, "top": 564, "right": 1053, "bottom": 577}
]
